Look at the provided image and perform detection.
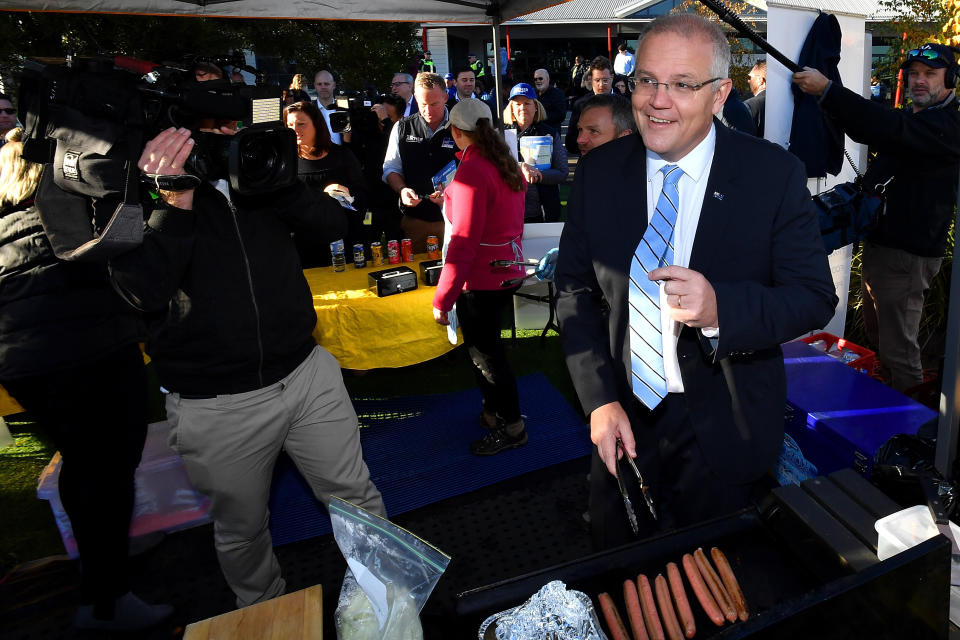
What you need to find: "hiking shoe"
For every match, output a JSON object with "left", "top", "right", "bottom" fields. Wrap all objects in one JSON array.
[{"left": 470, "top": 427, "right": 528, "bottom": 456}]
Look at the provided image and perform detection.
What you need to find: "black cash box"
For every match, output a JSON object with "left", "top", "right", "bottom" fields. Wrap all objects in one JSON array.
[
  {"left": 368, "top": 266, "right": 418, "bottom": 297},
  {"left": 419, "top": 259, "right": 442, "bottom": 286}
]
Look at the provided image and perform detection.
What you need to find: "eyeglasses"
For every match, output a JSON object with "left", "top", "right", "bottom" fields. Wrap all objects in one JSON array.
[
  {"left": 390, "top": 81, "right": 410, "bottom": 87},
  {"left": 534, "top": 76, "right": 546, "bottom": 81},
  {"left": 0, "top": 108, "right": 15, "bottom": 115},
  {"left": 629, "top": 76, "right": 721, "bottom": 96}
]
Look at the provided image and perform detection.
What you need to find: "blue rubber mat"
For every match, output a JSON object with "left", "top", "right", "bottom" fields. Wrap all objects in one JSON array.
[{"left": 268, "top": 373, "right": 591, "bottom": 545}]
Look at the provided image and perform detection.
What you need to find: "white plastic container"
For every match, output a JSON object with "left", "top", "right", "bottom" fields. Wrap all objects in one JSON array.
[
  {"left": 875, "top": 504, "right": 960, "bottom": 625},
  {"left": 874, "top": 504, "right": 960, "bottom": 561}
]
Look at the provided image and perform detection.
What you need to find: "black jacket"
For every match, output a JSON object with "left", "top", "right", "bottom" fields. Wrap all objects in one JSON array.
[
  {"left": 790, "top": 11, "right": 844, "bottom": 177},
  {"left": 538, "top": 86, "right": 568, "bottom": 130},
  {"left": 0, "top": 198, "right": 141, "bottom": 380},
  {"left": 109, "top": 182, "right": 338, "bottom": 395},
  {"left": 820, "top": 86, "right": 960, "bottom": 257}
]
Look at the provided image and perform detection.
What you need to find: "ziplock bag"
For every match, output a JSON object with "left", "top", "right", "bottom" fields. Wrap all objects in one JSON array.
[{"left": 331, "top": 497, "right": 451, "bottom": 639}]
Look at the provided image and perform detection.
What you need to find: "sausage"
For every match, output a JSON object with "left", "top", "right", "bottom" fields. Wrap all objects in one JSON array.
[
  {"left": 597, "top": 592, "right": 631, "bottom": 640},
  {"left": 711, "top": 547, "right": 749, "bottom": 622},
  {"left": 637, "top": 573, "right": 666, "bottom": 640},
  {"left": 623, "top": 578, "right": 651, "bottom": 640},
  {"left": 694, "top": 547, "right": 737, "bottom": 623},
  {"left": 666, "top": 561, "right": 696, "bottom": 638},
  {"left": 682, "top": 552, "right": 725, "bottom": 626},
  {"left": 655, "top": 573, "right": 684, "bottom": 640}
]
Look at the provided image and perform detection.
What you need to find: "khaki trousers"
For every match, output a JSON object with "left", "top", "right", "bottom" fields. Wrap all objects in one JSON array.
[
  {"left": 165, "top": 346, "right": 385, "bottom": 608},
  {"left": 860, "top": 241, "right": 942, "bottom": 391}
]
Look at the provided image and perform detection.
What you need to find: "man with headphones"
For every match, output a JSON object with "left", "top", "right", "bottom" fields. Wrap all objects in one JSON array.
[{"left": 794, "top": 44, "right": 960, "bottom": 393}]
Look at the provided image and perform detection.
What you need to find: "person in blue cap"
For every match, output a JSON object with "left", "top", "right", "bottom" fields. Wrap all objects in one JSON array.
[
  {"left": 503, "top": 82, "right": 568, "bottom": 223},
  {"left": 795, "top": 44, "right": 960, "bottom": 392},
  {"left": 444, "top": 72, "right": 457, "bottom": 101}
]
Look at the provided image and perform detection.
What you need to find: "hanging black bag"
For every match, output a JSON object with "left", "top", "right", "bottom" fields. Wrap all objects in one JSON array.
[{"left": 813, "top": 150, "right": 887, "bottom": 254}]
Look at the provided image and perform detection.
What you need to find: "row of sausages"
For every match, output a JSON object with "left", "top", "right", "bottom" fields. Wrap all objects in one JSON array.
[{"left": 596, "top": 547, "right": 749, "bottom": 640}]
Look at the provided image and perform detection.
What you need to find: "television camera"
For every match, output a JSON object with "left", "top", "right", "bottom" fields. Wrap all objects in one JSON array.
[{"left": 18, "top": 52, "right": 298, "bottom": 260}]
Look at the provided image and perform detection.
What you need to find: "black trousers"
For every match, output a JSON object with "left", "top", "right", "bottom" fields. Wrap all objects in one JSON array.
[
  {"left": 539, "top": 184, "right": 562, "bottom": 223},
  {"left": 589, "top": 393, "right": 765, "bottom": 550},
  {"left": 456, "top": 288, "right": 521, "bottom": 423},
  {"left": 3, "top": 343, "right": 148, "bottom": 610}
]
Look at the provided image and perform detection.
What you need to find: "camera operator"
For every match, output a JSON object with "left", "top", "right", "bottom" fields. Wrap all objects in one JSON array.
[
  {"left": 794, "top": 44, "right": 960, "bottom": 392},
  {"left": 109, "top": 124, "right": 386, "bottom": 608},
  {"left": 0, "top": 128, "right": 173, "bottom": 632}
]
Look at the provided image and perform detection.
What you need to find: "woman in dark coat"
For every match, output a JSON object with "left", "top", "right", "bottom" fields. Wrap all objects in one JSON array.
[{"left": 0, "top": 129, "right": 171, "bottom": 631}]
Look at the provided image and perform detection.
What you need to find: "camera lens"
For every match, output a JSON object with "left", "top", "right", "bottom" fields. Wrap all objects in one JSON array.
[{"left": 228, "top": 125, "right": 298, "bottom": 195}]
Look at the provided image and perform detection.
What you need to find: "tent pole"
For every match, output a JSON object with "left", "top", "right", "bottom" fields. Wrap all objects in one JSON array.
[
  {"left": 935, "top": 166, "right": 960, "bottom": 478},
  {"left": 491, "top": 18, "right": 504, "bottom": 128}
]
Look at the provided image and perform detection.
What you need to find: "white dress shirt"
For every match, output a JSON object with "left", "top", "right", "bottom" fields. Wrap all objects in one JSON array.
[
  {"left": 645, "top": 124, "right": 716, "bottom": 393},
  {"left": 316, "top": 100, "right": 342, "bottom": 145}
]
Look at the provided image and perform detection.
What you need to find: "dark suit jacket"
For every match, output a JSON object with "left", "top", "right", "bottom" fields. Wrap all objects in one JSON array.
[{"left": 555, "top": 123, "right": 837, "bottom": 483}]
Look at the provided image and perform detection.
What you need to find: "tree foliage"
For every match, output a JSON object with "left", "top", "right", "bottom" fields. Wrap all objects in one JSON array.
[
  {"left": 0, "top": 12, "right": 419, "bottom": 94},
  {"left": 873, "top": 0, "right": 946, "bottom": 88},
  {"left": 673, "top": 0, "right": 765, "bottom": 95}
]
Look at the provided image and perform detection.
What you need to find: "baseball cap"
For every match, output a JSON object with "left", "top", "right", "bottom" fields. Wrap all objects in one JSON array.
[
  {"left": 444, "top": 72, "right": 454, "bottom": 80},
  {"left": 508, "top": 83, "right": 537, "bottom": 101},
  {"left": 468, "top": 53, "right": 477, "bottom": 58},
  {"left": 424, "top": 50, "right": 432, "bottom": 55},
  {"left": 901, "top": 43, "right": 957, "bottom": 71},
  {"left": 449, "top": 98, "right": 492, "bottom": 131}
]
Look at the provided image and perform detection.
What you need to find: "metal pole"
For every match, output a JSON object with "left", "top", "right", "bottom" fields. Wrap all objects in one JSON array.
[
  {"left": 491, "top": 19, "right": 504, "bottom": 127},
  {"left": 935, "top": 165, "right": 960, "bottom": 477}
]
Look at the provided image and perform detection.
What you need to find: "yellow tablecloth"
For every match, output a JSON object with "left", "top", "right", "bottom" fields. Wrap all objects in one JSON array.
[
  {"left": 306, "top": 255, "right": 460, "bottom": 370},
  {"left": 0, "top": 260, "right": 455, "bottom": 417}
]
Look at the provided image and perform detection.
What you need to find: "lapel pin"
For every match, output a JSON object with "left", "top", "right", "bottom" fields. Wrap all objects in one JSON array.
[{"left": 713, "top": 191, "right": 724, "bottom": 200}]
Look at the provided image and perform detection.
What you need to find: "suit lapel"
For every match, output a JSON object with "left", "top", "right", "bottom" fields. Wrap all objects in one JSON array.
[
  {"left": 689, "top": 122, "right": 741, "bottom": 274},
  {"left": 618, "top": 135, "right": 650, "bottom": 259}
]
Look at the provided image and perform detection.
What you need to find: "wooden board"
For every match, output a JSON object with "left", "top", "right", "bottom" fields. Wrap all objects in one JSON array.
[{"left": 184, "top": 584, "right": 322, "bottom": 640}]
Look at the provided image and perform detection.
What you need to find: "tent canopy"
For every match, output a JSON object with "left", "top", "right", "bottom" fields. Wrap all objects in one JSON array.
[{"left": 0, "top": 0, "right": 569, "bottom": 24}]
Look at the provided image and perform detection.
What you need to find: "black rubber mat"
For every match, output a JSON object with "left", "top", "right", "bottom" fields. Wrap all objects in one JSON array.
[{"left": 1, "top": 455, "right": 592, "bottom": 640}]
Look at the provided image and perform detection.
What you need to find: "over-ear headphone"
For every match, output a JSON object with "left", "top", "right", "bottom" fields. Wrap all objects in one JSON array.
[{"left": 946, "top": 46, "right": 960, "bottom": 89}]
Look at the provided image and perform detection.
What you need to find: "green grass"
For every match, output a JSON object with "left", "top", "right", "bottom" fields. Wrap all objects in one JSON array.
[
  {"left": 0, "top": 419, "right": 63, "bottom": 575},
  {"left": 0, "top": 331, "right": 580, "bottom": 574}
]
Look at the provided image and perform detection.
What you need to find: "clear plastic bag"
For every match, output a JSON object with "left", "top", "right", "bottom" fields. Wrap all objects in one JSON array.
[
  {"left": 478, "top": 580, "right": 608, "bottom": 640},
  {"left": 331, "top": 497, "right": 451, "bottom": 640}
]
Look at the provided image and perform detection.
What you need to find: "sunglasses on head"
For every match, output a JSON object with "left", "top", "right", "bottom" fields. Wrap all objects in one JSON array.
[
  {"left": 0, "top": 108, "right": 15, "bottom": 115},
  {"left": 908, "top": 48, "right": 949, "bottom": 62}
]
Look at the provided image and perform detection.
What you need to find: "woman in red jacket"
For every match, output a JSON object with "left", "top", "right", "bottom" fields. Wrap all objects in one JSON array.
[{"left": 433, "top": 99, "right": 528, "bottom": 455}]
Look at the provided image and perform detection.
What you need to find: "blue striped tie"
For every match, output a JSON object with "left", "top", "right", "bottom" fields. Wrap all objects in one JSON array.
[{"left": 629, "top": 164, "right": 683, "bottom": 410}]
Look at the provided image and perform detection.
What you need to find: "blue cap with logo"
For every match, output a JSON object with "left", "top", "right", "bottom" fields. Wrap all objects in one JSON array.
[
  {"left": 509, "top": 83, "right": 537, "bottom": 101},
  {"left": 444, "top": 72, "right": 454, "bottom": 80}
]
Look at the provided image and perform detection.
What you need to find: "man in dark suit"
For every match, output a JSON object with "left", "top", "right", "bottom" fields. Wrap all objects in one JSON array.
[{"left": 556, "top": 14, "right": 837, "bottom": 550}]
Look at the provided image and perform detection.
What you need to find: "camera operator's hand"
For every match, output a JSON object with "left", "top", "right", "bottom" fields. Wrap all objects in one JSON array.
[
  {"left": 139, "top": 127, "right": 196, "bottom": 210},
  {"left": 400, "top": 187, "right": 422, "bottom": 207},
  {"left": 371, "top": 103, "right": 389, "bottom": 121}
]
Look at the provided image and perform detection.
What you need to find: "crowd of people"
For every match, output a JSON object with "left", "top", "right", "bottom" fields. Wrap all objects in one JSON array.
[{"left": 0, "top": 16, "right": 958, "bottom": 633}]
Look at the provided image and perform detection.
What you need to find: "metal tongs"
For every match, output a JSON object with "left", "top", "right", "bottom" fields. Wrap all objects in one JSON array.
[
  {"left": 615, "top": 438, "right": 658, "bottom": 535},
  {"left": 490, "top": 249, "right": 560, "bottom": 287}
]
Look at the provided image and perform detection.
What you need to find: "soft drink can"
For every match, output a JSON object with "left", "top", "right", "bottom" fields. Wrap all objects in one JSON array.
[
  {"left": 370, "top": 242, "right": 384, "bottom": 266},
  {"left": 353, "top": 243, "right": 366, "bottom": 268},
  {"left": 330, "top": 239, "right": 346, "bottom": 273},
  {"left": 426, "top": 235, "right": 441, "bottom": 260},
  {"left": 387, "top": 239, "right": 400, "bottom": 264},
  {"left": 401, "top": 238, "right": 414, "bottom": 262}
]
